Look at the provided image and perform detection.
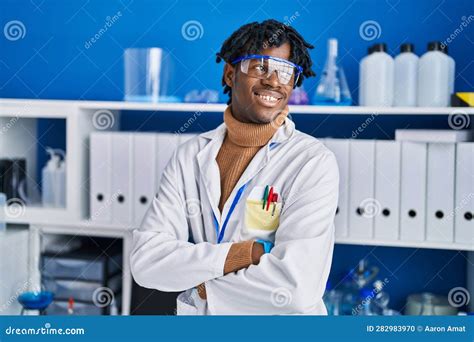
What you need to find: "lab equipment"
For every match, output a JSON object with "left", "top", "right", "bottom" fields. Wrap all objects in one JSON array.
[
  {"left": 313, "top": 38, "right": 352, "bottom": 105},
  {"left": 43, "top": 275, "right": 121, "bottom": 303},
  {"left": 340, "top": 259, "right": 379, "bottom": 315},
  {"left": 184, "top": 89, "right": 219, "bottom": 103},
  {"left": 41, "top": 147, "right": 66, "bottom": 208},
  {"left": 41, "top": 238, "right": 123, "bottom": 315},
  {"left": 18, "top": 291, "right": 54, "bottom": 315},
  {"left": 288, "top": 86, "right": 309, "bottom": 105},
  {"left": 393, "top": 43, "right": 418, "bottom": 106},
  {"left": 357, "top": 289, "right": 377, "bottom": 315},
  {"left": 0, "top": 158, "right": 28, "bottom": 202},
  {"left": 324, "top": 281, "right": 343, "bottom": 316},
  {"left": 42, "top": 249, "right": 122, "bottom": 282},
  {"left": 359, "top": 43, "right": 394, "bottom": 106},
  {"left": 46, "top": 296, "right": 122, "bottom": 315},
  {"left": 371, "top": 280, "right": 390, "bottom": 315},
  {"left": 124, "top": 48, "right": 180, "bottom": 103},
  {"left": 405, "top": 293, "right": 458, "bottom": 315},
  {"left": 231, "top": 54, "right": 303, "bottom": 86},
  {"left": 417, "top": 41, "right": 455, "bottom": 107}
]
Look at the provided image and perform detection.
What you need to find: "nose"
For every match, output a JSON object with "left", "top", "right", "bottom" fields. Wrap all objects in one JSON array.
[{"left": 261, "top": 70, "right": 280, "bottom": 88}]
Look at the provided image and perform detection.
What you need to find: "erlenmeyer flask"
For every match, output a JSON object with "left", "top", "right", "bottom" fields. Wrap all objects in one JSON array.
[{"left": 313, "top": 38, "right": 352, "bottom": 105}]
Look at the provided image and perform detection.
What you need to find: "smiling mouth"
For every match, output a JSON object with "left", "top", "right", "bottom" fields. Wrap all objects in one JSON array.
[{"left": 253, "top": 91, "right": 283, "bottom": 104}]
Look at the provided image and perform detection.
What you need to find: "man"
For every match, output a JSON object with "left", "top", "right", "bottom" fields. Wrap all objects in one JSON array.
[{"left": 131, "top": 19, "right": 339, "bottom": 315}]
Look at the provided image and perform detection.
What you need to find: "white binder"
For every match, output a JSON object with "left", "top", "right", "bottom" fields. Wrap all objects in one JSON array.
[
  {"left": 111, "top": 133, "right": 133, "bottom": 225},
  {"left": 426, "top": 143, "right": 456, "bottom": 243},
  {"left": 90, "top": 133, "right": 112, "bottom": 222},
  {"left": 374, "top": 140, "right": 401, "bottom": 240},
  {"left": 455, "top": 143, "right": 474, "bottom": 245},
  {"left": 156, "top": 133, "right": 180, "bottom": 187},
  {"left": 133, "top": 133, "right": 157, "bottom": 226},
  {"left": 325, "top": 138, "right": 350, "bottom": 238},
  {"left": 348, "top": 139, "right": 375, "bottom": 239},
  {"left": 400, "top": 142, "right": 427, "bottom": 241}
]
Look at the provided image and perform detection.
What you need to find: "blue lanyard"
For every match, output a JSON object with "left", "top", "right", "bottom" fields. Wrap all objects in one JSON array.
[{"left": 213, "top": 181, "right": 249, "bottom": 244}]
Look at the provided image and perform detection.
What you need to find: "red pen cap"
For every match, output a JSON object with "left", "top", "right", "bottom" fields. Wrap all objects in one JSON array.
[{"left": 272, "top": 194, "right": 278, "bottom": 202}]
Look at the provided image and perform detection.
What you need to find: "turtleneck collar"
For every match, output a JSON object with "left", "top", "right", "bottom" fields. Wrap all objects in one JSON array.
[{"left": 223, "top": 105, "right": 289, "bottom": 147}]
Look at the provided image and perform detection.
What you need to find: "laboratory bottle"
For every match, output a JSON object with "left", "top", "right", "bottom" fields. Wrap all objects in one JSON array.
[
  {"left": 42, "top": 148, "right": 66, "bottom": 208},
  {"left": 359, "top": 43, "right": 394, "bottom": 106},
  {"left": 371, "top": 280, "right": 390, "bottom": 315},
  {"left": 417, "top": 41, "right": 455, "bottom": 106},
  {"left": 394, "top": 43, "right": 418, "bottom": 106}
]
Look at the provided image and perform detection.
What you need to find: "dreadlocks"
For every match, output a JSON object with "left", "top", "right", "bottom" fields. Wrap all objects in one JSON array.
[{"left": 216, "top": 19, "right": 316, "bottom": 102}]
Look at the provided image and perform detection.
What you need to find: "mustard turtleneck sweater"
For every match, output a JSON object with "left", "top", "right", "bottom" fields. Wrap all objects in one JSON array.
[{"left": 216, "top": 105, "right": 289, "bottom": 212}]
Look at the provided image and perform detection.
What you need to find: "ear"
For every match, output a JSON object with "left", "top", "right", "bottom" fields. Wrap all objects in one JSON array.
[{"left": 223, "top": 63, "right": 234, "bottom": 88}]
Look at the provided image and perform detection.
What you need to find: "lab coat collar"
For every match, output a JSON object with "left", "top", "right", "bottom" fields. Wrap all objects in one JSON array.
[{"left": 199, "top": 113, "right": 295, "bottom": 145}]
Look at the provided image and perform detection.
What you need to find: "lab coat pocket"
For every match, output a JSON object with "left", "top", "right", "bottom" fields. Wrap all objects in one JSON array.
[{"left": 245, "top": 199, "right": 282, "bottom": 231}]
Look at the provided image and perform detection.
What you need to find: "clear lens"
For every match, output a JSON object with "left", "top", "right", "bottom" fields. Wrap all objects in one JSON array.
[{"left": 240, "top": 57, "right": 297, "bottom": 85}]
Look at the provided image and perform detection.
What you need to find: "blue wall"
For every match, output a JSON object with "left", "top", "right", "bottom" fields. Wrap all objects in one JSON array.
[
  {"left": 0, "top": 0, "right": 473, "bottom": 100},
  {"left": 1, "top": 0, "right": 472, "bottom": 313}
]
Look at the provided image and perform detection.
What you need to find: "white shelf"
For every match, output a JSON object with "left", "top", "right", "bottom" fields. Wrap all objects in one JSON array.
[
  {"left": 4, "top": 206, "right": 73, "bottom": 225},
  {"left": 1, "top": 98, "right": 473, "bottom": 116},
  {"left": 336, "top": 237, "right": 474, "bottom": 251},
  {"left": 9, "top": 217, "right": 473, "bottom": 251}
]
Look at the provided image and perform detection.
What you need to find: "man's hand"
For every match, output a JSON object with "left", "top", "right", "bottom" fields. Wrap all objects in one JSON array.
[
  {"left": 197, "top": 240, "right": 265, "bottom": 299},
  {"left": 251, "top": 241, "right": 265, "bottom": 264}
]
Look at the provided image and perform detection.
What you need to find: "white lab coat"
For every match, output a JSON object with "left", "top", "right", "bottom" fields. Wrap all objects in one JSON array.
[{"left": 130, "top": 115, "right": 339, "bottom": 315}]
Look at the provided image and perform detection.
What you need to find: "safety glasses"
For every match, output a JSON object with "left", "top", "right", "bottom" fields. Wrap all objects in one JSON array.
[{"left": 231, "top": 54, "right": 303, "bottom": 87}]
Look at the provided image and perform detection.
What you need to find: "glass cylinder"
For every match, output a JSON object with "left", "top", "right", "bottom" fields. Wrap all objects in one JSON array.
[{"left": 124, "top": 48, "right": 179, "bottom": 103}]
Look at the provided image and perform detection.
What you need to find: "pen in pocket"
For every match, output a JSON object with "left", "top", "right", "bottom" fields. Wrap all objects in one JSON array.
[
  {"left": 262, "top": 185, "right": 269, "bottom": 209},
  {"left": 266, "top": 187, "right": 274, "bottom": 211},
  {"left": 271, "top": 194, "right": 278, "bottom": 216}
]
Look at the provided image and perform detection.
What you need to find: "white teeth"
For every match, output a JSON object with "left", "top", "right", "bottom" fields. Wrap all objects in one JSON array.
[{"left": 257, "top": 94, "right": 279, "bottom": 102}]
